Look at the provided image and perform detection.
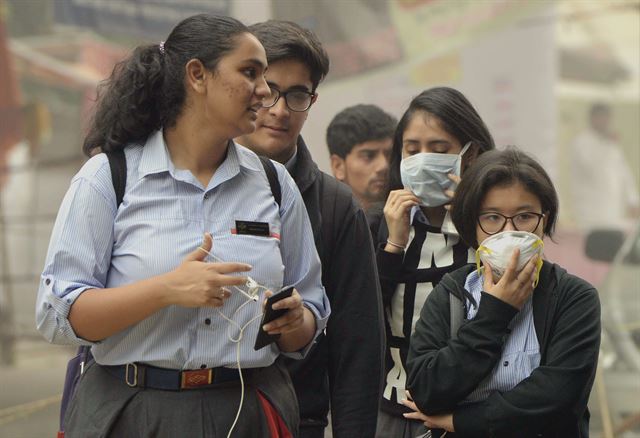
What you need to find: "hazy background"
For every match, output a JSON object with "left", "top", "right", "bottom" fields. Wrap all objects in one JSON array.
[{"left": 0, "top": 1, "right": 638, "bottom": 436}]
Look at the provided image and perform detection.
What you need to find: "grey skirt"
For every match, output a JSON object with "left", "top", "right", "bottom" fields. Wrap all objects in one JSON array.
[{"left": 64, "top": 360, "right": 298, "bottom": 438}]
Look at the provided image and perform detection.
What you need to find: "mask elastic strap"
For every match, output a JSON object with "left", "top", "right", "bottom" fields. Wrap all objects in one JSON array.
[
  {"left": 475, "top": 245, "right": 491, "bottom": 276},
  {"left": 459, "top": 142, "right": 472, "bottom": 158},
  {"left": 532, "top": 238, "right": 544, "bottom": 287},
  {"left": 533, "top": 258, "right": 544, "bottom": 287},
  {"left": 454, "top": 142, "right": 472, "bottom": 177}
]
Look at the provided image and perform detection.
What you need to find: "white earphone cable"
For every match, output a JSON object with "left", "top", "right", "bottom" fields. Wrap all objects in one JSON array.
[{"left": 198, "top": 242, "right": 274, "bottom": 437}]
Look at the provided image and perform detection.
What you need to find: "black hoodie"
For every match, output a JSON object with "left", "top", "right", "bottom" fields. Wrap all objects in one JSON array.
[
  {"left": 407, "top": 262, "right": 601, "bottom": 437},
  {"left": 281, "top": 137, "right": 385, "bottom": 438}
]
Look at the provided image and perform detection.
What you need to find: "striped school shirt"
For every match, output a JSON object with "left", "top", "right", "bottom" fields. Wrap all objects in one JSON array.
[
  {"left": 36, "top": 130, "right": 329, "bottom": 370},
  {"left": 462, "top": 270, "right": 541, "bottom": 403}
]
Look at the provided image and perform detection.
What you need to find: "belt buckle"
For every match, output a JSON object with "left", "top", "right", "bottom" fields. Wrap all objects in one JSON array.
[
  {"left": 181, "top": 368, "right": 213, "bottom": 389},
  {"left": 125, "top": 363, "right": 138, "bottom": 387}
]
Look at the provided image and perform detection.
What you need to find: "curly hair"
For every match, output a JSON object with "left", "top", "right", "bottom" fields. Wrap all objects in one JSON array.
[{"left": 83, "top": 14, "right": 249, "bottom": 156}]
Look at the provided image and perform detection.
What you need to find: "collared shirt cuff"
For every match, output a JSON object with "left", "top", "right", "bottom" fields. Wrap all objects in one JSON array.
[
  {"left": 36, "top": 276, "right": 97, "bottom": 346},
  {"left": 280, "top": 302, "right": 328, "bottom": 360}
]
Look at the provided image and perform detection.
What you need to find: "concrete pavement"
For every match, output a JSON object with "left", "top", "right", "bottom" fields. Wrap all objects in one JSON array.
[{"left": 0, "top": 340, "right": 72, "bottom": 438}]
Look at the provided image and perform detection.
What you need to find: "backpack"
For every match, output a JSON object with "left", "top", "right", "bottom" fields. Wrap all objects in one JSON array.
[
  {"left": 57, "top": 150, "right": 281, "bottom": 437},
  {"left": 449, "top": 294, "right": 464, "bottom": 339}
]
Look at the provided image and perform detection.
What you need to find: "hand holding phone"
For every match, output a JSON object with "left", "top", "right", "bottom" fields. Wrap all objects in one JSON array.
[{"left": 254, "top": 287, "right": 294, "bottom": 350}]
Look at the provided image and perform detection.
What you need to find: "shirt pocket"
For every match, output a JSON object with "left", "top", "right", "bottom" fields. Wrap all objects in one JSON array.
[{"left": 210, "top": 232, "right": 284, "bottom": 293}]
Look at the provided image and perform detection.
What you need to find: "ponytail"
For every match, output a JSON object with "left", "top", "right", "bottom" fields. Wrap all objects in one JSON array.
[
  {"left": 83, "top": 44, "right": 164, "bottom": 156},
  {"left": 83, "top": 14, "right": 249, "bottom": 156}
]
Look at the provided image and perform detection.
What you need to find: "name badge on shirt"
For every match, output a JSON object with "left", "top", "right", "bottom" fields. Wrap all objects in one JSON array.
[{"left": 235, "top": 220, "right": 270, "bottom": 237}]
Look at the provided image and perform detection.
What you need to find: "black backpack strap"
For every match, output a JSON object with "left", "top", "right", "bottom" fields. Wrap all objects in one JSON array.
[
  {"left": 61, "top": 150, "right": 126, "bottom": 431},
  {"left": 450, "top": 294, "right": 464, "bottom": 339},
  {"left": 258, "top": 155, "right": 282, "bottom": 209},
  {"left": 318, "top": 173, "right": 351, "bottom": 273},
  {"left": 105, "top": 149, "right": 127, "bottom": 208}
]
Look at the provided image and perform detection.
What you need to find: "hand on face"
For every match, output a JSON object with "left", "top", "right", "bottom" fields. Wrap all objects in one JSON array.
[
  {"left": 483, "top": 248, "right": 538, "bottom": 310},
  {"left": 383, "top": 189, "right": 420, "bottom": 252}
]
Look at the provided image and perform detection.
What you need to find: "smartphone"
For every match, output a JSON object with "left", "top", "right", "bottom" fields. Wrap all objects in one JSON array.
[{"left": 254, "top": 287, "right": 294, "bottom": 351}]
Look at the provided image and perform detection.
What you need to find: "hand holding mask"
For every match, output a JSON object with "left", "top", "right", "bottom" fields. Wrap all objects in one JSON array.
[
  {"left": 476, "top": 231, "right": 544, "bottom": 284},
  {"left": 400, "top": 142, "right": 471, "bottom": 208},
  {"left": 477, "top": 231, "right": 544, "bottom": 309}
]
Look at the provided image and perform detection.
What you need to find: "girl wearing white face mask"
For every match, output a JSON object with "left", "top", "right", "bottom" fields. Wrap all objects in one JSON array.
[
  {"left": 403, "top": 148, "right": 600, "bottom": 438},
  {"left": 372, "top": 87, "right": 495, "bottom": 438}
]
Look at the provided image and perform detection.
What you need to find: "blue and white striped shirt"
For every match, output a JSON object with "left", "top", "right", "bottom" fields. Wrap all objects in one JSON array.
[
  {"left": 36, "top": 130, "right": 329, "bottom": 370},
  {"left": 463, "top": 270, "right": 540, "bottom": 403}
]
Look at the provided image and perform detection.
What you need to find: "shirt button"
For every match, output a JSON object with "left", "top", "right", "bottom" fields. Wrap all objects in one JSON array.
[
  {"left": 503, "top": 361, "right": 509, "bottom": 367},
  {"left": 204, "top": 193, "right": 210, "bottom": 199},
  {"left": 205, "top": 318, "right": 211, "bottom": 325},
  {"left": 200, "top": 364, "right": 207, "bottom": 369},
  {"left": 45, "top": 278, "right": 51, "bottom": 285}
]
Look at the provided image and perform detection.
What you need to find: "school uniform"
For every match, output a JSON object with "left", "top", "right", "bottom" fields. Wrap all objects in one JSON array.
[
  {"left": 407, "top": 263, "right": 600, "bottom": 437},
  {"left": 36, "top": 130, "right": 330, "bottom": 437}
]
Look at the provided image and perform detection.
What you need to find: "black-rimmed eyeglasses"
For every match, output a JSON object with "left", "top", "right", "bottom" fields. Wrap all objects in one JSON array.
[
  {"left": 261, "top": 89, "right": 315, "bottom": 112},
  {"left": 478, "top": 212, "right": 545, "bottom": 235}
]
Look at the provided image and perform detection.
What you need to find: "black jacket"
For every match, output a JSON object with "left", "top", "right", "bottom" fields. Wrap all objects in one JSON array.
[
  {"left": 406, "top": 262, "right": 601, "bottom": 437},
  {"left": 282, "top": 137, "right": 384, "bottom": 437},
  {"left": 373, "top": 213, "right": 472, "bottom": 415}
]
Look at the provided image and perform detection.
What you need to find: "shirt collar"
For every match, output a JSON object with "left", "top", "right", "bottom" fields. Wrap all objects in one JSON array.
[
  {"left": 139, "top": 130, "right": 256, "bottom": 181},
  {"left": 139, "top": 130, "right": 171, "bottom": 177},
  {"left": 464, "top": 268, "right": 482, "bottom": 294},
  {"left": 285, "top": 148, "right": 298, "bottom": 173}
]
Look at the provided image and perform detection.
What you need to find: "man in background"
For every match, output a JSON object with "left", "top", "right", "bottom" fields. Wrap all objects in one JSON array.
[
  {"left": 326, "top": 104, "right": 396, "bottom": 214},
  {"left": 236, "top": 20, "right": 384, "bottom": 438},
  {"left": 570, "top": 102, "right": 639, "bottom": 229}
]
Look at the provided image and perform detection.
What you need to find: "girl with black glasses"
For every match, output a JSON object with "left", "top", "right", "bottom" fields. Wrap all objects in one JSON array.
[{"left": 403, "top": 147, "right": 600, "bottom": 437}]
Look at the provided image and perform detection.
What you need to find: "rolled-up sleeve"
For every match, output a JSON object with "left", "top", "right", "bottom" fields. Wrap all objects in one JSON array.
[
  {"left": 276, "top": 166, "right": 330, "bottom": 359},
  {"left": 36, "top": 158, "right": 116, "bottom": 345}
]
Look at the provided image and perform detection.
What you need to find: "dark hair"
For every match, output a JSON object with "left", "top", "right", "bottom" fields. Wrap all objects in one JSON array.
[
  {"left": 388, "top": 87, "right": 495, "bottom": 191},
  {"left": 83, "top": 14, "right": 249, "bottom": 156},
  {"left": 451, "top": 147, "right": 559, "bottom": 249},
  {"left": 326, "top": 104, "right": 397, "bottom": 158},
  {"left": 248, "top": 20, "right": 329, "bottom": 91}
]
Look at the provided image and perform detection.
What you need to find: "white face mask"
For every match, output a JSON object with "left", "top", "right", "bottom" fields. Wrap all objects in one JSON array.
[
  {"left": 476, "top": 231, "right": 544, "bottom": 286},
  {"left": 400, "top": 142, "right": 471, "bottom": 207}
]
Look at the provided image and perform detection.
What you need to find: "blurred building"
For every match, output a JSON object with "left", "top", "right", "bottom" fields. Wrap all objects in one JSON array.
[{"left": 0, "top": 1, "right": 638, "bottom": 436}]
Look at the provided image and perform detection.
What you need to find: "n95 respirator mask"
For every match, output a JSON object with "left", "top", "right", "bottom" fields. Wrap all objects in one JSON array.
[{"left": 475, "top": 231, "right": 544, "bottom": 286}]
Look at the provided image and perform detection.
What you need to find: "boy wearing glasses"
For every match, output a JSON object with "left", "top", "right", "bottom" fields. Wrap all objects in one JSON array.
[{"left": 236, "top": 20, "right": 384, "bottom": 438}]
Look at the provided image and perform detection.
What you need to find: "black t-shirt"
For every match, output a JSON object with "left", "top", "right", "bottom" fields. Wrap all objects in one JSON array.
[{"left": 376, "top": 210, "right": 472, "bottom": 416}]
